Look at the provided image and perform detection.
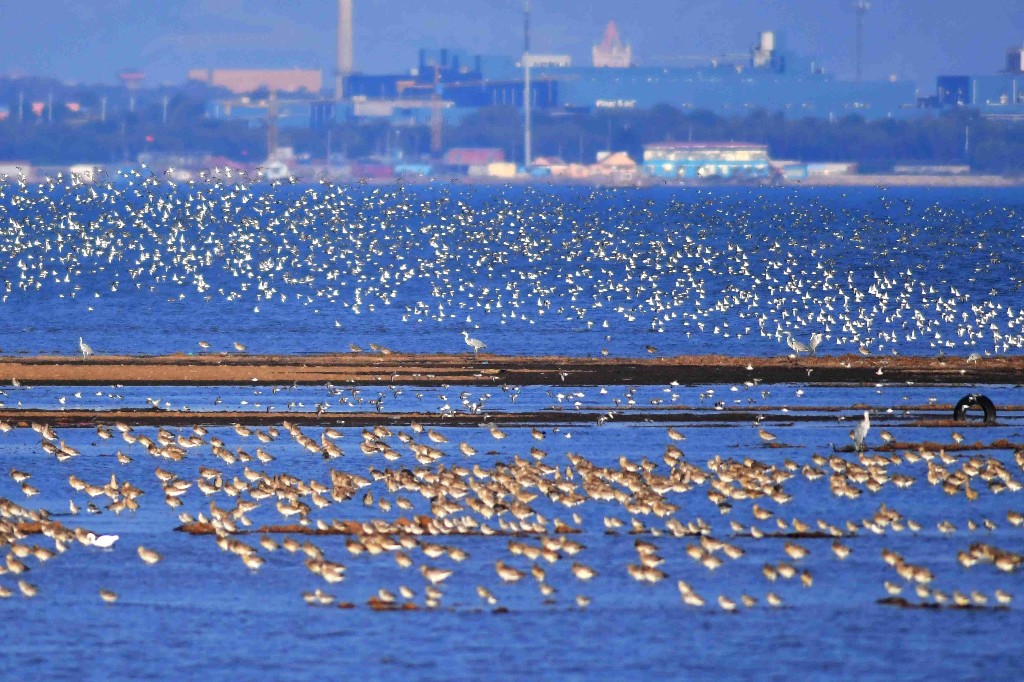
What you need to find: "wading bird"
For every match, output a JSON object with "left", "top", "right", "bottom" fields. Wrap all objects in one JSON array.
[{"left": 462, "top": 331, "right": 486, "bottom": 356}]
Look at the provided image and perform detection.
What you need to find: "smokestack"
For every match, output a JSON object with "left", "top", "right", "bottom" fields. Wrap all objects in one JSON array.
[
  {"left": 335, "top": 0, "right": 353, "bottom": 101},
  {"left": 524, "top": 0, "right": 530, "bottom": 54}
]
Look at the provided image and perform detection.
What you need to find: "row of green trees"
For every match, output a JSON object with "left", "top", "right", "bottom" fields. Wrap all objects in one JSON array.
[{"left": 1, "top": 98, "right": 1021, "bottom": 173}]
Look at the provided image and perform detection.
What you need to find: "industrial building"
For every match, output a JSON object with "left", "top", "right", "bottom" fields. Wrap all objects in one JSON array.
[
  {"left": 205, "top": 96, "right": 313, "bottom": 129},
  {"left": 530, "top": 30, "right": 916, "bottom": 118},
  {"left": 931, "top": 46, "right": 1024, "bottom": 116},
  {"left": 642, "top": 142, "right": 772, "bottom": 180},
  {"left": 338, "top": 28, "right": 914, "bottom": 122},
  {"left": 345, "top": 48, "right": 559, "bottom": 111},
  {"left": 194, "top": 3, "right": 918, "bottom": 137},
  {"left": 183, "top": 0, "right": 932, "bottom": 174},
  {"left": 188, "top": 69, "right": 323, "bottom": 94}
]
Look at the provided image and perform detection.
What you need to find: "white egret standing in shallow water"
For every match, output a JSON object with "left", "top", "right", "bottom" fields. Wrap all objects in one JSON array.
[
  {"left": 462, "top": 331, "right": 486, "bottom": 356},
  {"left": 852, "top": 410, "right": 870, "bottom": 451}
]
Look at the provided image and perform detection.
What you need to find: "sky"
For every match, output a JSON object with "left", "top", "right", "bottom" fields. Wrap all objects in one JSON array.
[{"left": 0, "top": 0, "right": 1021, "bottom": 89}]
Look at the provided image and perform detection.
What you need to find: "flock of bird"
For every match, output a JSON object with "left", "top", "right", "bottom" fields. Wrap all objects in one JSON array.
[
  {"left": 0, "top": 408, "right": 1021, "bottom": 613},
  {"left": 0, "top": 175, "right": 1021, "bottom": 621},
  {"left": 0, "top": 171, "right": 1022, "bottom": 357}
]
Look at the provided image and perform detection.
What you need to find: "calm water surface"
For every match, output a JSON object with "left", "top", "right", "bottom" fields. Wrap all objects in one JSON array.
[{"left": 0, "top": 182, "right": 1022, "bottom": 681}]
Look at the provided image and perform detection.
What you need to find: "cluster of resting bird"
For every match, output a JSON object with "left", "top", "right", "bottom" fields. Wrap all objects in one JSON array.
[
  {"left": 0, "top": 410, "right": 1021, "bottom": 612},
  {"left": 0, "top": 170, "right": 1022, "bottom": 356}
]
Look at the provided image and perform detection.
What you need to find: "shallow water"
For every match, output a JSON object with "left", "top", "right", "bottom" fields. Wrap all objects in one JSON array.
[
  {"left": 1, "top": 411, "right": 1023, "bottom": 681},
  {"left": 1, "top": 182, "right": 1023, "bottom": 681}
]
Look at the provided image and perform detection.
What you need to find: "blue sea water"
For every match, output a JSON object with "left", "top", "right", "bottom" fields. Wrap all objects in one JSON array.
[
  {"left": 0, "top": 180, "right": 1022, "bottom": 358},
  {"left": 0, "top": 180, "right": 1023, "bottom": 681},
  {"left": 1, "top": 412, "right": 1022, "bottom": 681}
]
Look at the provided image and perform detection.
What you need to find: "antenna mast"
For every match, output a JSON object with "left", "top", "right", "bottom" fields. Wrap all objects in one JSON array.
[
  {"left": 523, "top": 0, "right": 532, "bottom": 168},
  {"left": 430, "top": 65, "right": 443, "bottom": 155}
]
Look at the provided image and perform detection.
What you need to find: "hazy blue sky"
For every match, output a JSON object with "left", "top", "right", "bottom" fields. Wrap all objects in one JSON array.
[{"left": 0, "top": 0, "right": 1020, "bottom": 88}]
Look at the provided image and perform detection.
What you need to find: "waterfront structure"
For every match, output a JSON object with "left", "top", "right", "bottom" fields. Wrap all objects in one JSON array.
[
  {"left": 591, "top": 151, "right": 640, "bottom": 182},
  {"left": 444, "top": 148, "right": 505, "bottom": 166},
  {"left": 642, "top": 142, "right": 771, "bottom": 180}
]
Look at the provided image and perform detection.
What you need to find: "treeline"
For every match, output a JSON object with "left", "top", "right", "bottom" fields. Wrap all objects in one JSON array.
[
  {"left": 1, "top": 97, "right": 1022, "bottom": 173},
  {"left": 444, "top": 105, "right": 1024, "bottom": 174}
]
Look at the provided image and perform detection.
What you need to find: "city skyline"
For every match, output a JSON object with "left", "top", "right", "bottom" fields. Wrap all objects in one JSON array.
[{"left": 0, "top": 0, "right": 1021, "bottom": 88}]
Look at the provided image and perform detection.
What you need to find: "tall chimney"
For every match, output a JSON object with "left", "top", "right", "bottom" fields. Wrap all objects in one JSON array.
[{"left": 335, "top": 0, "right": 353, "bottom": 101}]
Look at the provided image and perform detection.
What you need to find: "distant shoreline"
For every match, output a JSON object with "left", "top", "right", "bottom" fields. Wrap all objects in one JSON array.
[
  {"left": 11, "top": 163, "right": 1024, "bottom": 189},
  {"left": 782, "top": 174, "right": 1024, "bottom": 187},
  {"left": 397, "top": 173, "right": 1024, "bottom": 189}
]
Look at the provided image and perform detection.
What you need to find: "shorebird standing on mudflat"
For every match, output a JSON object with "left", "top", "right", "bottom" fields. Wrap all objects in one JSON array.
[
  {"left": 786, "top": 332, "right": 808, "bottom": 356},
  {"left": 462, "top": 331, "right": 486, "bottom": 356}
]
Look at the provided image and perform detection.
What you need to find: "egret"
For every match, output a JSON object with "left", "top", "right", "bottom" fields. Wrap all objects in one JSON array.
[
  {"left": 79, "top": 337, "right": 93, "bottom": 357},
  {"left": 852, "top": 410, "right": 870, "bottom": 451},
  {"left": 785, "top": 332, "right": 808, "bottom": 356},
  {"left": 462, "top": 331, "right": 486, "bottom": 356},
  {"left": 808, "top": 332, "right": 823, "bottom": 355}
]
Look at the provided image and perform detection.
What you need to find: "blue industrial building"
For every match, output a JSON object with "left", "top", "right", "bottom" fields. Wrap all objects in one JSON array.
[
  {"left": 340, "top": 33, "right": 916, "bottom": 122},
  {"left": 924, "top": 47, "right": 1024, "bottom": 117},
  {"left": 529, "top": 32, "right": 915, "bottom": 120},
  {"left": 530, "top": 64, "right": 915, "bottom": 119},
  {"left": 205, "top": 98, "right": 314, "bottom": 128},
  {"left": 346, "top": 48, "right": 558, "bottom": 111},
  {"left": 935, "top": 73, "right": 1024, "bottom": 113}
]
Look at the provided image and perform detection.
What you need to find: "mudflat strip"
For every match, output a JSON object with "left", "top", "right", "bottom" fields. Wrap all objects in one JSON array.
[{"left": 0, "top": 353, "right": 1021, "bottom": 386}]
